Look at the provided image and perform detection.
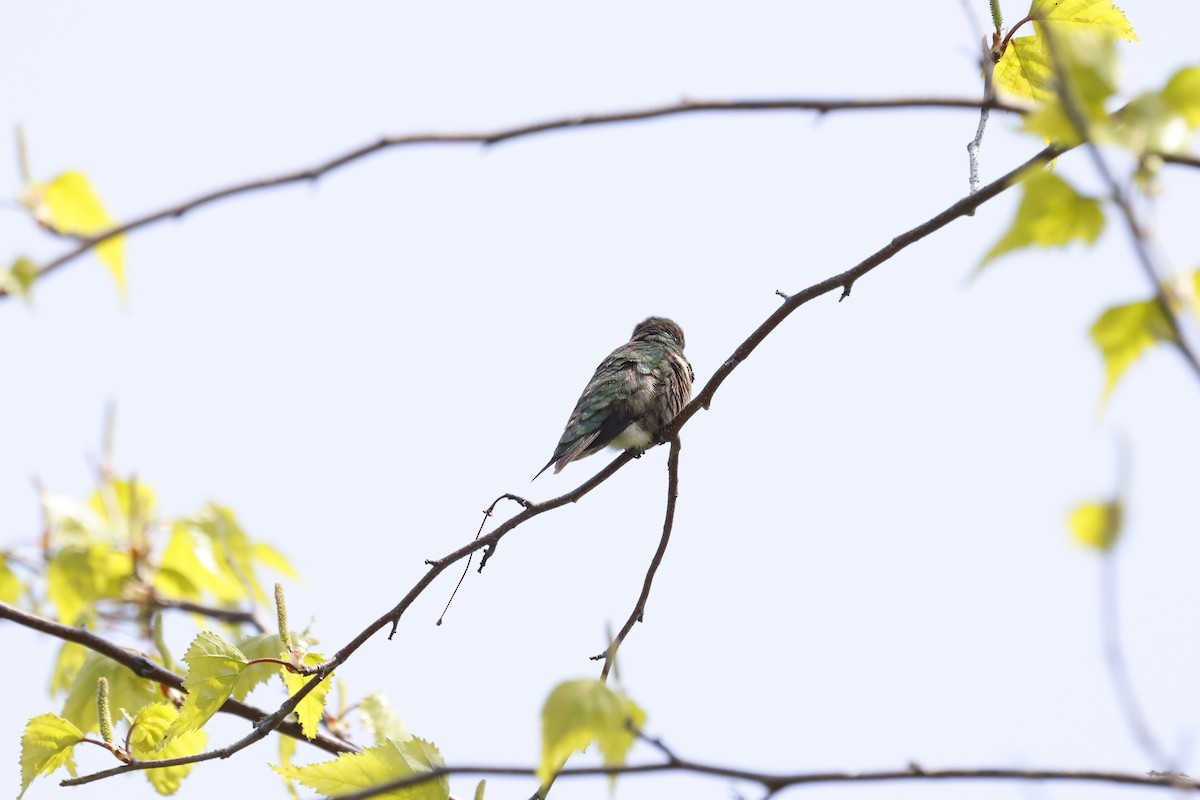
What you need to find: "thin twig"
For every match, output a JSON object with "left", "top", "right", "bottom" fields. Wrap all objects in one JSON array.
[
  {"left": 150, "top": 595, "right": 266, "bottom": 633},
  {"left": 596, "top": 436, "right": 681, "bottom": 681},
  {"left": 1100, "top": 554, "right": 1172, "bottom": 767},
  {"left": 2, "top": 96, "right": 1023, "bottom": 301}
]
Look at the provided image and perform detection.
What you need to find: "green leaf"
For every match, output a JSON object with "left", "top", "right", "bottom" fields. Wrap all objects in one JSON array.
[
  {"left": 273, "top": 737, "right": 448, "bottom": 800},
  {"left": 50, "top": 642, "right": 89, "bottom": 697},
  {"left": 165, "top": 632, "right": 248, "bottom": 743},
  {"left": 232, "top": 633, "right": 288, "bottom": 701},
  {"left": 1162, "top": 66, "right": 1200, "bottom": 127},
  {"left": 982, "top": 168, "right": 1104, "bottom": 266},
  {"left": 47, "top": 541, "right": 132, "bottom": 625},
  {"left": 88, "top": 478, "right": 157, "bottom": 528},
  {"left": 359, "top": 692, "right": 411, "bottom": 746},
  {"left": 21, "top": 170, "right": 126, "bottom": 296},
  {"left": 152, "top": 522, "right": 240, "bottom": 603},
  {"left": 19, "top": 713, "right": 84, "bottom": 799},
  {"left": 1090, "top": 297, "right": 1175, "bottom": 402},
  {"left": 278, "top": 732, "right": 301, "bottom": 800},
  {"left": 1069, "top": 499, "right": 1124, "bottom": 550},
  {"left": 281, "top": 652, "right": 331, "bottom": 739},
  {"left": 995, "top": 36, "right": 1055, "bottom": 103},
  {"left": 0, "top": 256, "right": 39, "bottom": 301},
  {"left": 1114, "top": 66, "right": 1200, "bottom": 157},
  {"left": 1030, "top": 0, "right": 1136, "bottom": 42},
  {"left": 0, "top": 555, "right": 23, "bottom": 603},
  {"left": 129, "top": 703, "right": 209, "bottom": 795},
  {"left": 538, "top": 679, "right": 646, "bottom": 786},
  {"left": 61, "top": 651, "right": 160, "bottom": 734}
]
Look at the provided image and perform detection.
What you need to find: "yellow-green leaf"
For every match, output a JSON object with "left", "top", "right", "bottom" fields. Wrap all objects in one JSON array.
[
  {"left": 1163, "top": 67, "right": 1200, "bottom": 126},
  {"left": 1, "top": 257, "right": 39, "bottom": 301},
  {"left": 995, "top": 36, "right": 1055, "bottom": 103},
  {"left": 0, "top": 555, "right": 23, "bottom": 603},
  {"left": 19, "top": 713, "right": 84, "bottom": 799},
  {"left": 129, "top": 702, "right": 209, "bottom": 795},
  {"left": 1030, "top": 0, "right": 1137, "bottom": 42},
  {"left": 1090, "top": 297, "right": 1175, "bottom": 402},
  {"left": 88, "top": 478, "right": 157, "bottom": 528},
  {"left": 982, "top": 169, "right": 1104, "bottom": 266},
  {"left": 278, "top": 732, "right": 301, "bottom": 800},
  {"left": 50, "top": 642, "right": 89, "bottom": 697},
  {"left": 359, "top": 692, "right": 411, "bottom": 746},
  {"left": 538, "top": 679, "right": 646, "bottom": 786},
  {"left": 273, "top": 737, "right": 447, "bottom": 800},
  {"left": 1069, "top": 499, "right": 1124, "bottom": 550},
  {"left": 61, "top": 651, "right": 161, "bottom": 734},
  {"left": 281, "top": 652, "right": 331, "bottom": 740},
  {"left": 254, "top": 542, "right": 300, "bottom": 578},
  {"left": 24, "top": 171, "right": 125, "bottom": 295},
  {"left": 46, "top": 541, "right": 132, "bottom": 624},
  {"left": 165, "top": 632, "right": 248, "bottom": 742},
  {"left": 232, "top": 633, "right": 288, "bottom": 701}
]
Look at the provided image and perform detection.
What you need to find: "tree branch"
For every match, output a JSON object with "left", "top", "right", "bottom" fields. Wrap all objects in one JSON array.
[
  {"left": 54, "top": 139, "right": 1066, "bottom": 790},
  {"left": 308, "top": 760, "right": 1200, "bottom": 800},
  {"left": 596, "top": 436, "right": 681, "bottom": 681},
  {"left": 0, "top": 601, "right": 355, "bottom": 756},
  {"left": 2, "top": 95, "right": 1024, "bottom": 301}
]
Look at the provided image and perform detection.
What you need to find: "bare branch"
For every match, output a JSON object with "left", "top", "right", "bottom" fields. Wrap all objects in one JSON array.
[
  {"left": 307, "top": 760, "right": 1200, "bottom": 800},
  {"left": 2, "top": 95, "right": 1022, "bottom": 301},
  {"left": 596, "top": 436, "right": 682, "bottom": 680}
]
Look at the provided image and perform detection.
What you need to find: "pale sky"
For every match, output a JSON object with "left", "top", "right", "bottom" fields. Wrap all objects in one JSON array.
[{"left": 3, "top": 3, "right": 1200, "bottom": 800}]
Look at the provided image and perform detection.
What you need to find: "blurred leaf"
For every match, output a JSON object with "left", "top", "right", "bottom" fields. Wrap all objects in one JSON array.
[
  {"left": 1114, "top": 66, "right": 1200, "bottom": 158},
  {"left": 1090, "top": 297, "right": 1175, "bottom": 402},
  {"left": 281, "top": 652, "right": 331, "bottom": 740},
  {"left": 164, "top": 632, "right": 248, "bottom": 743},
  {"left": 88, "top": 478, "right": 157, "bottom": 527},
  {"left": 538, "top": 679, "right": 646, "bottom": 787},
  {"left": 1162, "top": 66, "right": 1200, "bottom": 126},
  {"left": 278, "top": 732, "right": 300, "bottom": 800},
  {"left": 360, "top": 692, "right": 411, "bottom": 746},
  {"left": 0, "top": 256, "right": 39, "bottom": 301},
  {"left": 982, "top": 168, "right": 1104, "bottom": 266},
  {"left": 273, "top": 737, "right": 447, "bottom": 800},
  {"left": 47, "top": 542, "right": 132, "bottom": 625},
  {"left": 1069, "top": 499, "right": 1123, "bottom": 550},
  {"left": 50, "top": 642, "right": 89, "bottom": 697},
  {"left": 61, "top": 651, "right": 160, "bottom": 734},
  {"left": 253, "top": 542, "right": 300, "bottom": 578},
  {"left": 0, "top": 555, "right": 22, "bottom": 603},
  {"left": 129, "top": 702, "right": 209, "bottom": 795},
  {"left": 19, "top": 713, "right": 83, "bottom": 799},
  {"left": 22, "top": 170, "right": 125, "bottom": 295}
]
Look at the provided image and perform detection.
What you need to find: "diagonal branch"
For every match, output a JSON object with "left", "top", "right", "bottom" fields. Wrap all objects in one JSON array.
[
  {"left": 2, "top": 95, "right": 1024, "bottom": 301},
  {"left": 56, "top": 140, "right": 1065, "bottom": 789},
  {"left": 0, "top": 601, "right": 355, "bottom": 756}
]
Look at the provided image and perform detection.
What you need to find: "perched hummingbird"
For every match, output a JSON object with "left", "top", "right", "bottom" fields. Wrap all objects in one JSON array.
[{"left": 534, "top": 317, "right": 694, "bottom": 479}]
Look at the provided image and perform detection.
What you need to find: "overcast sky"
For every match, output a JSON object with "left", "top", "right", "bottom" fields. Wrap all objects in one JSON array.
[{"left": 3, "top": 3, "right": 1200, "bottom": 800}]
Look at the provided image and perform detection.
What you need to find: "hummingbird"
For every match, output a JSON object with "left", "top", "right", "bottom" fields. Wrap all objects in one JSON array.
[{"left": 534, "top": 317, "right": 694, "bottom": 479}]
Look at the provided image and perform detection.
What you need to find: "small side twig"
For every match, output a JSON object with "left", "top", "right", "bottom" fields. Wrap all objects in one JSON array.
[{"left": 595, "top": 437, "right": 682, "bottom": 681}]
